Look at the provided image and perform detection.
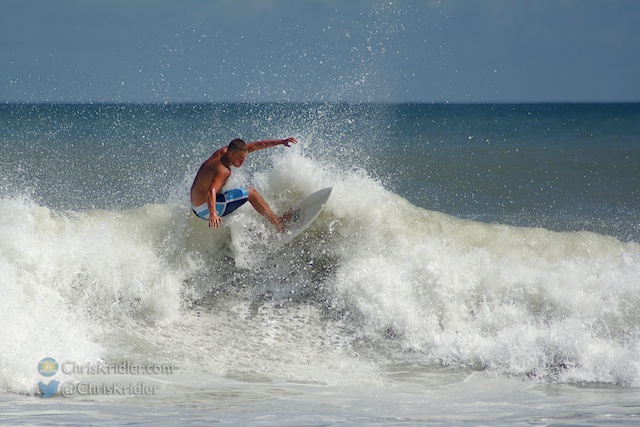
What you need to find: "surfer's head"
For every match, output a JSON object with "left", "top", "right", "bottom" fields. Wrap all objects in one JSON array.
[{"left": 227, "top": 139, "right": 249, "bottom": 167}]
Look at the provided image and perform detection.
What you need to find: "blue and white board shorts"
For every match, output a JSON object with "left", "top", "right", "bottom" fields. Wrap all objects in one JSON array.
[{"left": 191, "top": 188, "right": 250, "bottom": 220}]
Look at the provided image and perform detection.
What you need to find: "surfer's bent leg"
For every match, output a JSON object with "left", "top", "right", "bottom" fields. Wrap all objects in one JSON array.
[
  {"left": 193, "top": 187, "right": 285, "bottom": 232},
  {"left": 247, "top": 187, "right": 286, "bottom": 232}
]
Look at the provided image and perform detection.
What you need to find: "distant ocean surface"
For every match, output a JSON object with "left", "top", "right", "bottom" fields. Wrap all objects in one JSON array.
[{"left": 1, "top": 103, "right": 640, "bottom": 425}]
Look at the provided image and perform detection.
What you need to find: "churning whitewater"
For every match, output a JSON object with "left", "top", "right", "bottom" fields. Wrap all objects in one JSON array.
[
  {"left": 2, "top": 148, "right": 640, "bottom": 395},
  {"left": 1, "top": 103, "right": 640, "bottom": 427}
]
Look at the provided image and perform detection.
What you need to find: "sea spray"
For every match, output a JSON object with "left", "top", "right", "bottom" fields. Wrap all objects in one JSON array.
[{"left": 2, "top": 102, "right": 640, "bottom": 398}]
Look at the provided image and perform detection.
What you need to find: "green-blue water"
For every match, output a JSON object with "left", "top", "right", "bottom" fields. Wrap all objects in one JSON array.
[
  {"left": 1, "top": 103, "right": 640, "bottom": 425},
  {"left": 2, "top": 103, "right": 638, "bottom": 239}
]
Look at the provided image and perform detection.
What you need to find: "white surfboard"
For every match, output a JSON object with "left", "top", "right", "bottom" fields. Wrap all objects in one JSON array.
[{"left": 276, "top": 187, "right": 332, "bottom": 245}]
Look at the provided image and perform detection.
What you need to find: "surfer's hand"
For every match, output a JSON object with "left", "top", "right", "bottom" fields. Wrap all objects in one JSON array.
[
  {"left": 209, "top": 213, "right": 222, "bottom": 228},
  {"left": 282, "top": 137, "right": 297, "bottom": 147}
]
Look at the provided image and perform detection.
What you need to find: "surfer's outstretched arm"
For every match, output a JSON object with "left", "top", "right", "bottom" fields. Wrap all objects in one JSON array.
[{"left": 246, "top": 137, "right": 297, "bottom": 153}]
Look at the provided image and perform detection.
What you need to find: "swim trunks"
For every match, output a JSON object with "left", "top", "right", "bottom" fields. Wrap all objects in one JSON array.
[{"left": 191, "top": 188, "right": 250, "bottom": 220}]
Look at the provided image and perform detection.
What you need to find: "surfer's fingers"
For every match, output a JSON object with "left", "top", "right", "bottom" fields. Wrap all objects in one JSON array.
[{"left": 283, "top": 137, "right": 298, "bottom": 146}]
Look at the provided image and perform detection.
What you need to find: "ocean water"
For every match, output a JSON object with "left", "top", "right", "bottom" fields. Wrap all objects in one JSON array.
[{"left": 1, "top": 102, "right": 640, "bottom": 425}]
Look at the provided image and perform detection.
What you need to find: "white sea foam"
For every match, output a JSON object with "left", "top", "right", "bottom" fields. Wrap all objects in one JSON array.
[{"left": 2, "top": 151, "right": 640, "bottom": 397}]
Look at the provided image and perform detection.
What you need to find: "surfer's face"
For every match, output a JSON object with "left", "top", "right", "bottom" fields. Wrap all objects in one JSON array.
[{"left": 228, "top": 150, "right": 248, "bottom": 167}]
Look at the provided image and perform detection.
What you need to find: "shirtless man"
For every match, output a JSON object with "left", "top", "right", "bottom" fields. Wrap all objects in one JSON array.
[{"left": 190, "top": 137, "right": 297, "bottom": 231}]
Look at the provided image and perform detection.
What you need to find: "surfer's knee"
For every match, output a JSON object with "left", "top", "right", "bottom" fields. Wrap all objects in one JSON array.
[{"left": 247, "top": 187, "right": 269, "bottom": 207}]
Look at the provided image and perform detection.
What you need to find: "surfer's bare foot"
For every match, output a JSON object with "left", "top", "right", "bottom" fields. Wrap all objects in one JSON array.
[
  {"left": 274, "top": 209, "right": 295, "bottom": 233},
  {"left": 281, "top": 209, "right": 295, "bottom": 224}
]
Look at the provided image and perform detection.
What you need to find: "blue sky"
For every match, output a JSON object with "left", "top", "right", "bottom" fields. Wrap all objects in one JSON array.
[{"left": 2, "top": 0, "right": 639, "bottom": 103}]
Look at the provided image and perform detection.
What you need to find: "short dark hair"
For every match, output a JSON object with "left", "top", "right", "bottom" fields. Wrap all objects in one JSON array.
[{"left": 228, "top": 138, "right": 248, "bottom": 153}]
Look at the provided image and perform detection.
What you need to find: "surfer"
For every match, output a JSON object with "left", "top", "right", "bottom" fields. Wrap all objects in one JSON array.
[{"left": 190, "top": 137, "right": 297, "bottom": 231}]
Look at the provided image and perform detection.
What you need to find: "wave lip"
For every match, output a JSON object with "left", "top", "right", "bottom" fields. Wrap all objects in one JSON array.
[{"left": 325, "top": 179, "right": 640, "bottom": 385}]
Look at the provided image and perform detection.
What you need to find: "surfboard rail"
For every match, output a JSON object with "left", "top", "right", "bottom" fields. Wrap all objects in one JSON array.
[{"left": 276, "top": 187, "right": 332, "bottom": 245}]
